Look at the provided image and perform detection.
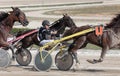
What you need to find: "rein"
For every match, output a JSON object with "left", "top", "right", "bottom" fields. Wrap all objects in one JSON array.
[{"left": 8, "top": 29, "right": 38, "bottom": 43}]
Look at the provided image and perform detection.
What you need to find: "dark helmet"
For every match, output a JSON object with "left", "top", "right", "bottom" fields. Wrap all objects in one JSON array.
[{"left": 42, "top": 20, "right": 51, "bottom": 26}]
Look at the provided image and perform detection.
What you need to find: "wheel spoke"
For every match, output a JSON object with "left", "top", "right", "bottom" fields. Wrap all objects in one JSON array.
[{"left": 55, "top": 51, "right": 73, "bottom": 71}]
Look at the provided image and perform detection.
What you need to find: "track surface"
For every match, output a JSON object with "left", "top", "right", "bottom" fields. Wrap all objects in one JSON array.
[{"left": 0, "top": 49, "right": 120, "bottom": 76}]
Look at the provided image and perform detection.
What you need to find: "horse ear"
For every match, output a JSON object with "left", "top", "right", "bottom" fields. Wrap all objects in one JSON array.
[
  {"left": 65, "top": 13, "right": 68, "bottom": 16},
  {"left": 11, "top": 7, "right": 19, "bottom": 11},
  {"left": 63, "top": 13, "right": 68, "bottom": 17},
  {"left": 11, "top": 7, "right": 15, "bottom": 11},
  {"left": 8, "top": 12, "right": 11, "bottom": 15},
  {"left": 11, "top": 7, "right": 20, "bottom": 16}
]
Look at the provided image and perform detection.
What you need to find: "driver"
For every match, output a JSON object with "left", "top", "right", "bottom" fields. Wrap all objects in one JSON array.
[{"left": 39, "top": 20, "right": 57, "bottom": 45}]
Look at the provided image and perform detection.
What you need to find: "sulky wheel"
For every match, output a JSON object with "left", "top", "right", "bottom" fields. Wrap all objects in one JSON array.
[
  {"left": 55, "top": 51, "right": 73, "bottom": 71},
  {"left": 16, "top": 48, "right": 32, "bottom": 66},
  {"left": 0, "top": 48, "right": 11, "bottom": 67},
  {"left": 34, "top": 51, "right": 52, "bottom": 71}
]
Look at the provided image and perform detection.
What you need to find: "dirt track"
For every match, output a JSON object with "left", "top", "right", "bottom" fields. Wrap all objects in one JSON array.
[
  {"left": 0, "top": 0, "right": 120, "bottom": 76},
  {"left": 1, "top": 51, "right": 120, "bottom": 76},
  {"left": 0, "top": 56, "right": 120, "bottom": 76}
]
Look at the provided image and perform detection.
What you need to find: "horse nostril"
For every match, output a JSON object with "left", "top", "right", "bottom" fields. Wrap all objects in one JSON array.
[
  {"left": 26, "top": 21, "right": 29, "bottom": 23},
  {"left": 26, "top": 21, "right": 29, "bottom": 24},
  {"left": 24, "top": 21, "right": 29, "bottom": 25}
]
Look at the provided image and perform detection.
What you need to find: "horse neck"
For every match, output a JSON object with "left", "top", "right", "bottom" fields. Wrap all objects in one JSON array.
[
  {"left": 56, "top": 24, "right": 66, "bottom": 34},
  {"left": 111, "top": 27, "right": 120, "bottom": 35},
  {"left": 27, "top": 31, "right": 40, "bottom": 47},
  {"left": 69, "top": 26, "right": 78, "bottom": 32},
  {"left": 105, "top": 19, "right": 120, "bottom": 35},
  {"left": 1, "top": 15, "right": 16, "bottom": 32},
  {"left": 33, "top": 32, "right": 40, "bottom": 45},
  {"left": 71, "top": 22, "right": 77, "bottom": 28}
]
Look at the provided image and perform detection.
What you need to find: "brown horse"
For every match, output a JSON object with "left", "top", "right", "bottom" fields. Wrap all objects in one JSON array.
[
  {"left": 16, "top": 14, "right": 77, "bottom": 49},
  {"left": 14, "top": 14, "right": 77, "bottom": 66},
  {"left": 0, "top": 7, "right": 29, "bottom": 50},
  {"left": 63, "top": 14, "right": 120, "bottom": 65}
]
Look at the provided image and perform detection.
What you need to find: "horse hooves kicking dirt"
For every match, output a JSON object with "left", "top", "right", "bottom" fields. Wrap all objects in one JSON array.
[{"left": 87, "top": 59, "right": 102, "bottom": 64}]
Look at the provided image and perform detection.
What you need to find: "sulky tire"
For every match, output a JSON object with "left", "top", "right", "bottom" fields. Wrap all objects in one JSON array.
[
  {"left": 55, "top": 51, "right": 73, "bottom": 71},
  {"left": 34, "top": 51, "right": 52, "bottom": 71},
  {"left": 0, "top": 48, "right": 11, "bottom": 67},
  {"left": 16, "top": 48, "right": 32, "bottom": 66}
]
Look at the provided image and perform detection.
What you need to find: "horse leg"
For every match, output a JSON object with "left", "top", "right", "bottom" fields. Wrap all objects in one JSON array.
[
  {"left": 0, "top": 40, "right": 15, "bottom": 59},
  {"left": 87, "top": 46, "right": 109, "bottom": 64},
  {"left": 68, "top": 36, "right": 86, "bottom": 70},
  {"left": 87, "top": 32, "right": 109, "bottom": 64},
  {"left": 79, "top": 42, "right": 88, "bottom": 49},
  {"left": 99, "top": 46, "right": 109, "bottom": 62}
]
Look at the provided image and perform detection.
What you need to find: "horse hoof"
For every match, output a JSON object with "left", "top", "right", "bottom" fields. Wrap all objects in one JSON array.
[
  {"left": 87, "top": 59, "right": 96, "bottom": 64},
  {"left": 12, "top": 55, "right": 17, "bottom": 61},
  {"left": 72, "top": 63, "right": 80, "bottom": 71}
]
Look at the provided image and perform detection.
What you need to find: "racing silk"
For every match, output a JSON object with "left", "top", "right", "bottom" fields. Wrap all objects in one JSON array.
[{"left": 39, "top": 27, "right": 52, "bottom": 40}]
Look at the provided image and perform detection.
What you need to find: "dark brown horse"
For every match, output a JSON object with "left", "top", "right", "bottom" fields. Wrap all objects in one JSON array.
[
  {"left": 0, "top": 7, "right": 29, "bottom": 49},
  {"left": 63, "top": 14, "right": 120, "bottom": 66},
  {"left": 16, "top": 14, "right": 77, "bottom": 49}
]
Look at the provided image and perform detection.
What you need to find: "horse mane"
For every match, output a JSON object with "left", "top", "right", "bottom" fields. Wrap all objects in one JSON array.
[
  {"left": 50, "top": 18, "right": 63, "bottom": 30},
  {"left": 0, "top": 12, "right": 9, "bottom": 22},
  {"left": 106, "top": 14, "right": 120, "bottom": 28}
]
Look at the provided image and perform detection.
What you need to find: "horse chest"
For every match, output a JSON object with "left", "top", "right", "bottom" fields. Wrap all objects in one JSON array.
[
  {"left": 0, "top": 26, "right": 8, "bottom": 35},
  {"left": 108, "top": 31, "right": 120, "bottom": 48}
]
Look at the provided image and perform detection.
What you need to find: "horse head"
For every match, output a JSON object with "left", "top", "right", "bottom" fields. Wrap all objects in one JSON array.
[
  {"left": 10, "top": 7, "right": 29, "bottom": 26},
  {"left": 62, "top": 14, "right": 77, "bottom": 28},
  {"left": 50, "top": 14, "right": 76, "bottom": 36}
]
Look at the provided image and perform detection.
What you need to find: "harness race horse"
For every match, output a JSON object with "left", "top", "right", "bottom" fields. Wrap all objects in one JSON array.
[
  {"left": 0, "top": 7, "right": 29, "bottom": 48},
  {"left": 15, "top": 14, "right": 77, "bottom": 66},
  {"left": 0, "top": 7, "right": 29, "bottom": 67},
  {"left": 63, "top": 14, "right": 120, "bottom": 68},
  {"left": 16, "top": 14, "right": 76, "bottom": 48}
]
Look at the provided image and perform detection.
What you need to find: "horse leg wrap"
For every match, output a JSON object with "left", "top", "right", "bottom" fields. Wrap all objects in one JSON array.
[
  {"left": 9, "top": 44, "right": 16, "bottom": 59},
  {"left": 68, "top": 43, "right": 76, "bottom": 52},
  {"left": 9, "top": 44, "right": 14, "bottom": 51},
  {"left": 98, "top": 58, "right": 103, "bottom": 62},
  {"left": 72, "top": 53, "right": 79, "bottom": 63}
]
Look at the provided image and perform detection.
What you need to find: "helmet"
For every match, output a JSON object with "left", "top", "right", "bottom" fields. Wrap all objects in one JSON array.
[{"left": 42, "top": 20, "right": 51, "bottom": 26}]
